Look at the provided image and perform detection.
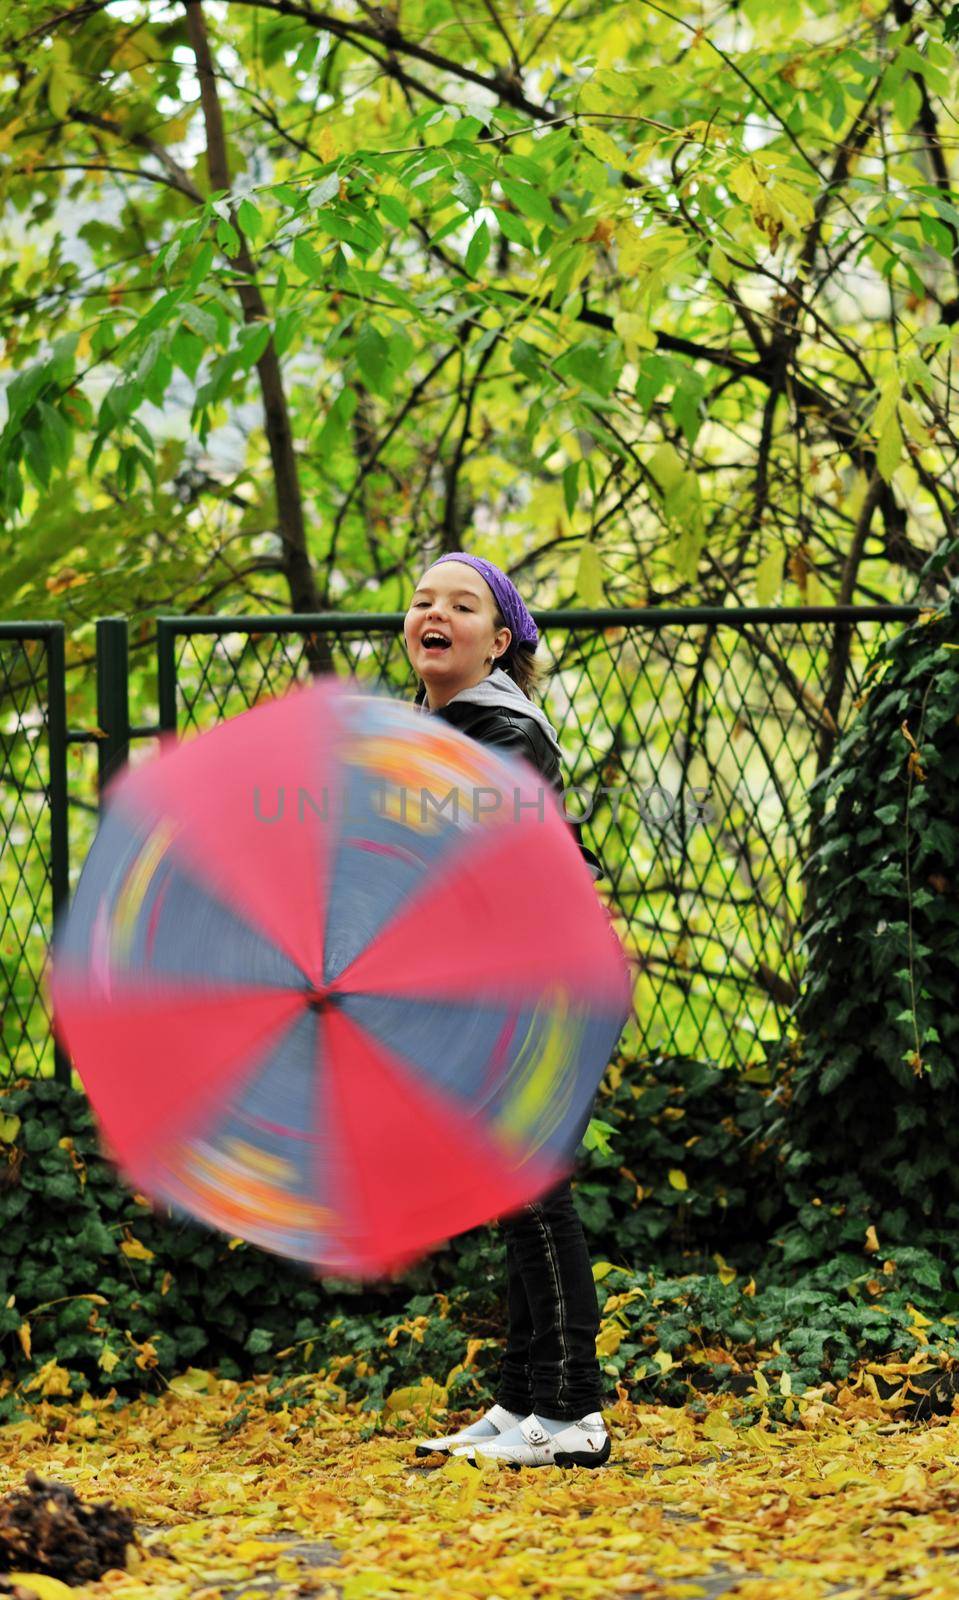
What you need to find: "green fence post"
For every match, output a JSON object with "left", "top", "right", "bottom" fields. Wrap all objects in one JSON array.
[
  {"left": 45, "top": 625, "right": 71, "bottom": 1085},
  {"left": 155, "top": 618, "right": 178, "bottom": 735},
  {"left": 95, "top": 617, "right": 130, "bottom": 799}
]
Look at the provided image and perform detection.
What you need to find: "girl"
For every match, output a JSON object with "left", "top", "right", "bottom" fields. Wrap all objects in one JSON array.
[{"left": 405, "top": 552, "right": 619, "bottom": 1470}]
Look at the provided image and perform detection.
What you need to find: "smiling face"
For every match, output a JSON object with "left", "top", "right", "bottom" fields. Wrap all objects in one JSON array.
[{"left": 404, "top": 561, "right": 512, "bottom": 709}]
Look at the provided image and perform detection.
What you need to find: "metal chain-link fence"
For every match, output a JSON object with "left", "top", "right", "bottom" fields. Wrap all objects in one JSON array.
[
  {"left": 155, "top": 606, "right": 917, "bottom": 1069},
  {"left": 0, "top": 606, "right": 920, "bottom": 1080},
  {"left": 0, "top": 623, "right": 68, "bottom": 1080}
]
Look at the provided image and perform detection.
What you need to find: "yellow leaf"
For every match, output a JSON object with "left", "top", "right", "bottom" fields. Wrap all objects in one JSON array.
[
  {"left": 779, "top": 1370, "right": 792, "bottom": 1397},
  {"left": 592, "top": 1261, "right": 620, "bottom": 1281},
  {"left": 752, "top": 1367, "right": 770, "bottom": 1400},
  {"left": 612, "top": 310, "right": 654, "bottom": 359},
  {"left": 235, "top": 1538, "right": 291, "bottom": 1562},
  {"left": 580, "top": 124, "right": 629, "bottom": 171},
  {"left": 596, "top": 1321, "right": 627, "bottom": 1357},
  {"left": 167, "top": 1367, "right": 216, "bottom": 1398},
  {"left": 900, "top": 399, "right": 930, "bottom": 446},
  {"left": 755, "top": 546, "right": 784, "bottom": 604},
  {"left": 384, "top": 1379, "right": 447, "bottom": 1414},
  {"left": 864, "top": 1224, "right": 880, "bottom": 1254},
  {"left": 646, "top": 442, "right": 686, "bottom": 495},
  {"left": 318, "top": 126, "right": 337, "bottom": 163},
  {"left": 603, "top": 1289, "right": 644, "bottom": 1315},
  {"left": 0, "top": 115, "right": 24, "bottom": 155},
  {"left": 615, "top": 221, "right": 650, "bottom": 275},
  {"left": 442, "top": 1453, "right": 487, "bottom": 1513},
  {"left": 0, "top": 1421, "right": 44, "bottom": 1443},
  {"left": 23, "top": 1360, "right": 72, "bottom": 1397},
  {"left": 702, "top": 1409, "right": 737, "bottom": 1446},
  {"left": 576, "top": 540, "right": 604, "bottom": 606},
  {"left": 7, "top": 1575, "right": 77, "bottom": 1600},
  {"left": 708, "top": 241, "right": 732, "bottom": 286},
  {"left": 17, "top": 1322, "right": 30, "bottom": 1359},
  {"left": 445, "top": 1336, "right": 488, "bottom": 1386},
  {"left": 120, "top": 1236, "right": 155, "bottom": 1261},
  {"left": 877, "top": 412, "right": 902, "bottom": 483},
  {"left": 713, "top": 1253, "right": 736, "bottom": 1286},
  {"left": 0, "top": 1113, "right": 21, "bottom": 1143},
  {"left": 668, "top": 1169, "right": 688, "bottom": 1191},
  {"left": 98, "top": 1347, "right": 120, "bottom": 1374},
  {"left": 652, "top": 1348, "right": 673, "bottom": 1373}
]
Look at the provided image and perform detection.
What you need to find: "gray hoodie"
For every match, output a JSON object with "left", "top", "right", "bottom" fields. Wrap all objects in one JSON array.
[{"left": 420, "top": 668, "right": 603, "bottom": 880}]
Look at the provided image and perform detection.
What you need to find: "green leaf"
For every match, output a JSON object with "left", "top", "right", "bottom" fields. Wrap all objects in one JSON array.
[
  {"left": 579, "top": 124, "right": 629, "bottom": 172},
  {"left": 452, "top": 171, "right": 482, "bottom": 212},
  {"left": 563, "top": 460, "right": 580, "bottom": 518},
  {"left": 35, "top": 402, "right": 73, "bottom": 473},
  {"left": 171, "top": 327, "right": 205, "bottom": 381},
  {"left": 293, "top": 235, "right": 327, "bottom": 279},
  {"left": 47, "top": 65, "right": 71, "bottom": 120},
  {"left": 493, "top": 207, "right": 534, "bottom": 250},
  {"left": 555, "top": 340, "right": 619, "bottom": 397},
  {"left": 378, "top": 192, "right": 410, "bottom": 227},
  {"left": 356, "top": 322, "right": 390, "bottom": 388},
  {"left": 582, "top": 1117, "right": 616, "bottom": 1155},
  {"left": 215, "top": 217, "right": 241, "bottom": 256},
  {"left": 877, "top": 412, "right": 903, "bottom": 483},
  {"left": 510, "top": 338, "right": 543, "bottom": 380},
  {"left": 309, "top": 173, "right": 341, "bottom": 207},
  {"left": 465, "top": 219, "right": 491, "bottom": 276},
  {"left": 181, "top": 304, "right": 218, "bottom": 343},
  {"left": 184, "top": 240, "right": 213, "bottom": 296},
  {"left": 498, "top": 179, "right": 557, "bottom": 230},
  {"left": 236, "top": 198, "right": 262, "bottom": 239}
]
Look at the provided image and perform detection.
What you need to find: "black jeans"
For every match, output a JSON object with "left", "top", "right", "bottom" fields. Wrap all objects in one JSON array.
[{"left": 493, "top": 1172, "right": 604, "bottom": 1424}]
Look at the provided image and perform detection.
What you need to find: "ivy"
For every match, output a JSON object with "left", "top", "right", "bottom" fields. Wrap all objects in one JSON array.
[{"left": 784, "top": 583, "right": 959, "bottom": 1232}]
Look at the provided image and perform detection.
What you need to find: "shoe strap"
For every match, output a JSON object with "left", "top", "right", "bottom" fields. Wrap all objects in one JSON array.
[
  {"left": 485, "top": 1403, "right": 522, "bottom": 1433},
  {"left": 519, "top": 1414, "right": 553, "bottom": 1446}
]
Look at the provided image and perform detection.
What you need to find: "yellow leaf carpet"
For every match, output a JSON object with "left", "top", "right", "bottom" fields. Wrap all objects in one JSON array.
[{"left": 2, "top": 1371, "right": 959, "bottom": 1600}]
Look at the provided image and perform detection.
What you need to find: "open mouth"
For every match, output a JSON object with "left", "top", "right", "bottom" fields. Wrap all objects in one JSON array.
[{"left": 421, "top": 632, "right": 452, "bottom": 652}]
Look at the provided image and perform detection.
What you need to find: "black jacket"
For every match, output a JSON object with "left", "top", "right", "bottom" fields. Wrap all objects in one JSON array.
[{"left": 433, "top": 698, "right": 604, "bottom": 880}]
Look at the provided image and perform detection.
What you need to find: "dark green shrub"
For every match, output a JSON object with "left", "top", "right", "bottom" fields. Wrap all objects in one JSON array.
[
  {"left": 571, "top": 1052, "right": 785, "bottom": 1273},
  {"left": 783, "top": 585, "right": 959, "bottom": 1236}
]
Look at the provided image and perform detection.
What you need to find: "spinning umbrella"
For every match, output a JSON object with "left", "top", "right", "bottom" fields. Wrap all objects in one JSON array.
[{"left": 52, "top": 679, "right": 632, "bottom": 1278}]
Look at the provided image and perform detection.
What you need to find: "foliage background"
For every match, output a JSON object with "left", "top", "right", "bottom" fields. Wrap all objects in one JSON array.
[
  {"left": 4, "top": 0, "right": 959, "bottom": 1409},
  {"left": 2, "top": 0, "right": 958, "bottom": 622}
]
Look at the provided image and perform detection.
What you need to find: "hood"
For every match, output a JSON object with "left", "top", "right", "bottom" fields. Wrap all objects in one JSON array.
[{"left": 432, "top": 668, "right": 563, "bottom": 760}]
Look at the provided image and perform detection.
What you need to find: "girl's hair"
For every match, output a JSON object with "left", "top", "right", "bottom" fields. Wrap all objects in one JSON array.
[{"left": 491, "top": 600, "right": 542, "bottom": 697}]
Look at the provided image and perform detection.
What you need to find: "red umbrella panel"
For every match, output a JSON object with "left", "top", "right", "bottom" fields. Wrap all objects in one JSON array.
[{"left": 52, "top": 680, "right": 632, "bottom": 1277}]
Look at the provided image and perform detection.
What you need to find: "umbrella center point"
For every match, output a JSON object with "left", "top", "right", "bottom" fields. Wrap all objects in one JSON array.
[{"left": 306, "top": 988, "right": 332, "bottom": 1013}]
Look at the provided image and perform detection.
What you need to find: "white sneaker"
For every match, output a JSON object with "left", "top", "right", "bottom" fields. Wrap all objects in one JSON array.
[
  {"left": 452, "top": 1410, "right": 610, "bottom": 1469},
  {"left": 413, "top": 1402, "right": 523, "bottom": 1458}
]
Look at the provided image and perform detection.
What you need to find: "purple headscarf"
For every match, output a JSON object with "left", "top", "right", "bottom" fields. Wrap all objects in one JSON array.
[{"left": 431, "top": 552, "right": 538, "bottom": 650}]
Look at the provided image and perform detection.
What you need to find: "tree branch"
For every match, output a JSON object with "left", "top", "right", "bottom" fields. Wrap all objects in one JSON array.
[{"left": 184, "top": 0, "right": 328, "bottom": 645}]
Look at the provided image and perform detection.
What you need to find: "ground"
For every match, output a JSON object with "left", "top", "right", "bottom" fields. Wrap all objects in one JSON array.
[{"left": 2, "top": 1374, "right": 959, "bottom": 1600}]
